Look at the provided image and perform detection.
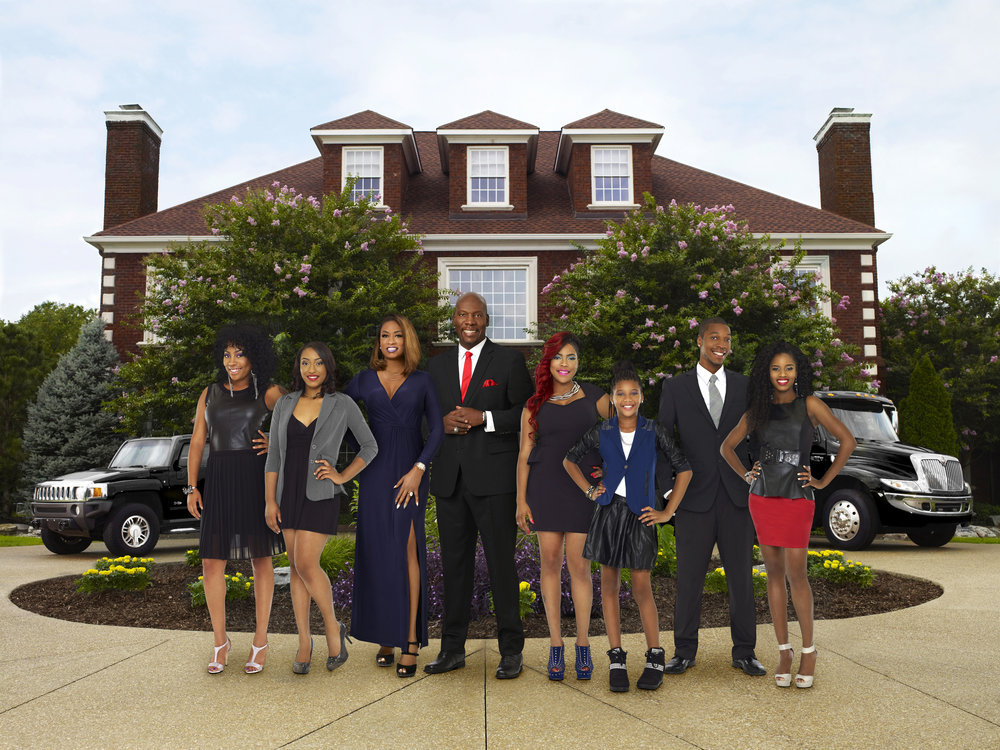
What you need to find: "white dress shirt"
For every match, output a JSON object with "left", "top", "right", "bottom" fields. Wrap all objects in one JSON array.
[
  {"left": 696, "top": 362, "right": 727, "bottom": 412},
  {"left": 457, "top": 338, "right": 495, "bottom": 432}
]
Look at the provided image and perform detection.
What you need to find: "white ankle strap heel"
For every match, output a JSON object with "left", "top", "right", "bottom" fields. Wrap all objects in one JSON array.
[
  {"left": 208, "top": 638, "right": 230, "bottom": 674},
  {"left": 775, "top": 643, "right": 793, "bottom": 687},
  {"left": 796, "top": 644, "right": 816, "bottom": 688},
  {"left": 244, "top": 642, "right": 268, "bottom": 674}
]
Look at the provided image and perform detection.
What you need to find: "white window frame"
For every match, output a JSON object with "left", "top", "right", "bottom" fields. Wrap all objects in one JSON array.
[
  {"left": 589, "top": 145, "right": 635, "bottom": 208},
  {"left": 789, "top": 254, "right": 832, "bottom": 320},
  {"left": 437, "top": 256, "right": 538, "bottom": 343},
  {"left": 342, "top": 146, "right": 384, "bottom": 205},
  {"left": 463, "top": 146, "right": 512, "bottom": 211}
]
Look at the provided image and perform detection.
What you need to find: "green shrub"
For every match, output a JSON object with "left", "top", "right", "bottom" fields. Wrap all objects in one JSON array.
[
  {"left": 76, "top": 556, "right": 155, "bottom": 593},
  {"left": 271, "top": 536, "right": 356, "bottom": 582},
  {"left": 899, "top": 353, "right": 960, "bottom": 457},
  {"left": 187, "top": 571, "right": 253, "bottom": 607},
  {"left": 704, "top": 566, "right": 768, "bottom": 597},
  {"left": 185, "top": 548, "right": 200, "bottom": 567},
  {"left": 652, "top": 523, "right": 677, "bottom": 577},
  {"left": 807, "top": 549, "right": 874, "bottom": 587}
]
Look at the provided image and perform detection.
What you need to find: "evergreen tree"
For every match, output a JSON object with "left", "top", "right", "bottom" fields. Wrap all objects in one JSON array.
[
  {"left": 899, "top": 353, "right": 960, "bottom": 457},
  {"left": 21, "top": 318, "right": 120, "bottom": 487}
]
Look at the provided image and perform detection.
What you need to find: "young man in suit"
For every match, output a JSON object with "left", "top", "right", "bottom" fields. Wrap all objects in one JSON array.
[
  {"left": 657, "top": 318, "right": 765, "bottom": 677},
  {"left": 425, "top": 292, "right": 533, "bottom": 679}
]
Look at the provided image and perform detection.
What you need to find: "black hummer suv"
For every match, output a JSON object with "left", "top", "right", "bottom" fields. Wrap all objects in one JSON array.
[
  {"left": 29, "top": 435, "right": 204, "bottom": 556},
  {"left": 811, "top": 391, "right": 973, "bottom": 549}
]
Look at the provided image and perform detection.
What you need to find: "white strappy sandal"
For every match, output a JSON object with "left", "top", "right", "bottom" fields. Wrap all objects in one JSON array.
[
  {"left": 244, "top": 642, "right": 268, "bottom": 674},
  {"left": 796, "top": 644, "right": 817, "bottom": 688},
  {"left": 775, "top": 643, "right": 794, "bottom": 687},
  {"left": 208, "top": 638, "right": 230, "bottom": 674}
]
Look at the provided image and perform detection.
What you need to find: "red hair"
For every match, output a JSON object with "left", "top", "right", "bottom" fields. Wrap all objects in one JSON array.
[{"left": 526, "top": 331, "right": 580, "bottom": 440}]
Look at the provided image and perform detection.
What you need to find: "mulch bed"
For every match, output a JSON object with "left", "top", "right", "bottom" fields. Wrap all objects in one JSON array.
[{"left": 9, "top": 560, "right": 941, "bottom": 638}]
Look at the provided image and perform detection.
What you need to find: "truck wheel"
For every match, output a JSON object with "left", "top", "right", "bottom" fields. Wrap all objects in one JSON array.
[
  {"left": 906, "top": 524, "right": 958, "bottom": 547},
  {"left": 40, "top": 527, "right": 93, "bottom": 555},
  {"left": 822, "top": 489, "right": 879, "bottom": 550},
  {"left": 102, "top": 503, "right": 160, "bottom": 556}
]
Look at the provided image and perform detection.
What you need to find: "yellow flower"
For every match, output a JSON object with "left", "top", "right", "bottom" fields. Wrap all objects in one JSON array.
[
  {"left": 99, "top": 570, "right": 111, "bottom": 576},
  {"left": 245, "top": 582, "right": 251, "bottom": 590},
  {"left": 198, "top": 575, "right": 204, "bottom": 581},
  {"left": 519, "top": 581, "right": 530, "bottom": 592},
  {"left": 823, "top": 560, "right": 831, "bottom": 568}
]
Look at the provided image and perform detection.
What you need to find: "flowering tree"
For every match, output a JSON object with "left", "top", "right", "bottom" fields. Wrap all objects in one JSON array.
[
  {"left": 110, "top": 182, "right": 446, "bottom": 434},
  {"left": 881, "top": 266, "right": 1000, "bottom": 452},
  {"left": 539, "top": 195, "right": 873, "bottom": 411}
]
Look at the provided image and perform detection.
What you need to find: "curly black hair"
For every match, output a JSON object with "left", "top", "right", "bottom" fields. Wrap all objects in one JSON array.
[
  {"left": 746, "top": 340, "right": 814, "bottom": 433},
  {"left": 212, "top": 323, "right": 277, "bottom": 390}
]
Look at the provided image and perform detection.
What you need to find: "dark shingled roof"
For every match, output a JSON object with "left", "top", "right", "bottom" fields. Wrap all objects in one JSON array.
[
  {"left": 94, "top": 131, "right": 880, "bottom": 238},
  {"left": 437, "top": 110, "right": 538, "bottom": 130},
  {"left": 563, "top": 109, "right": 663, "bottom": 130},
  {"left": 312, "top": 110, "right": 412, "bottom": 130}
]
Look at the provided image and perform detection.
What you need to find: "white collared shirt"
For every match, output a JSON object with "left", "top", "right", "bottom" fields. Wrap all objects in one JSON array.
[
  {"left": 457, "top": 338, "right": 495, "bottom": 432},
  {"left": 696, "top": 362, "right": 727, "bottom": 412}
]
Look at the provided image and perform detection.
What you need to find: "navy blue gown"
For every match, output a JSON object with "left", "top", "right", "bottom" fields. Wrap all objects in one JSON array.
[{"left": 344, "top": 369, "right": 443, "bottom": 648}]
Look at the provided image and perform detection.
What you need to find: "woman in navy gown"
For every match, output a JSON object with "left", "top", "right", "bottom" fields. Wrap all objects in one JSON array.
[{"left": 345, "top": 314, "right": 443, "bottom": 677}]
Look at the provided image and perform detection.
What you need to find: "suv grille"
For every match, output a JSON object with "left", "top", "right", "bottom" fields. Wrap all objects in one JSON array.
[
  {"left": 920, "top": 458, "right": 964, "bottom": 491},
  {"left": 35, "top": 486, "right": 81, "bottom": 501}
]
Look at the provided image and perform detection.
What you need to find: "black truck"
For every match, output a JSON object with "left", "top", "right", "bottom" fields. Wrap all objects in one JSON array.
[
  {"left": 29, "top": 435, "right": 204, "bottom": 556},
  {"left": 811, "top": 391, "right": 973, "bottom": 549}
]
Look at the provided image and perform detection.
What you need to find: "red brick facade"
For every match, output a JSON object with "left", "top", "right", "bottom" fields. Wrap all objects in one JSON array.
[
  {"left": 103, "top": 121, "right": 160, "bottom": 231},
  {"left": 816, "top": 117, "right": 875, "bottom": 228}
]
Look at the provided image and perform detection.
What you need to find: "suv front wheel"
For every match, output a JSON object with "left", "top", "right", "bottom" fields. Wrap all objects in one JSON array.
[
  {"left": 103, "top": 503, "right": 160, "bottom": 556},
  {"left": 822, "top": 489, "right": 879, "bottom": 550},
  {"left": 40, "top": 527, "right": 93, "bottom": 555}
]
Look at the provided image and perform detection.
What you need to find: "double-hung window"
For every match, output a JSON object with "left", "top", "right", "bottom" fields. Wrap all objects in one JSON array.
[
  {"left": 343, "top": 147, "right": 383, "bottom": 203},
  {"left": 439, "top": 257, "right": 537, "bottom": 342},
  {"left": 591, "top": 146, "right": 633, "bottom": 205},
  {"left": 467, "top": 147, "right": 508, "bottom": 207}
]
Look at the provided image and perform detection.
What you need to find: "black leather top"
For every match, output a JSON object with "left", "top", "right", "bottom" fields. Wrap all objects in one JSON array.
[
  {"left": 205, "top": 382, "right": 270, "bottom": 452},
  {"left": 750, "top": 398, "right": 815, "bottom": 500}
]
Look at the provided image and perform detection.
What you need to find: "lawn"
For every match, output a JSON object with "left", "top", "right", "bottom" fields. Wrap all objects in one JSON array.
[{"left": 0, "top": 535, "right": 43, "bottom": 547}]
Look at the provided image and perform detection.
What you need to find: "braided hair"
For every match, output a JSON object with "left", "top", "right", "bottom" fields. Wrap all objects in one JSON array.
[{"left": 745, "top": 340, "right": 814, "bottom": 433}]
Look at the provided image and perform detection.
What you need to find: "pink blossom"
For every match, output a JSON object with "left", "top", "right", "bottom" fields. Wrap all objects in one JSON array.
[
  {"left": 178, "top": 280, "right": 186, "bottom": 287},
  {"left": 211, "top": 228, "right": 220, "bottom": 235},
  {"left": 553, "top": 275, "right": 561, "bottom": 283},
  {"left": 733, "top": 306, "right": 743, "bottom": 316},
  {"left": 231, "top": 292, "right": 238, "bottom": 299},
  {"left": 162, "top": 299, "right": 172, "bottom": 306},
  {"left": 841, "top": 352, "right": 854, "bottom": 363},
  {"left": 617, "top": 250, "right": 628, "bottom": 258},
  {"left": 688, "top": 318, "right": 698, "bottom": 328},
  {"left": 274, "top": 264, "right": 281, "bottom": 274},
  {"left": 227, "top": 275, "right": 236, "bottom": 282},
  {"left": 674, "top": 340, "right": 681, "bottom": 348},
  {"left": 247, "top": 217, "right": 256, "bottom": 226},
  {"left": 216, "top": 299, "right": 224, "bottom": 305},
  {"left": 293, "top": 287, "right": 306, "bottom": 297},
  {"left": 333, "top": 209, "right": 342, "bottom": 217},
  {"left": 170, "top": 377, "right": 179, "bottom": 384},
  {"left": 677, "top": 241, "right": 687, "bottom": 250},
  {"left": 641, "top": 246, "right": 650, "bottom": 257},
  {"left": 345, "top": 241, "right": 351, "bottom": 249},
  {"left": 299, "top": 263, "right": 312, "bottom": 274},
  {"left": 272, "top": 220, "right": 280, "bottom": 226},
  {"left": 632, "top": 342, "right": 642, "bottom": 350},
  {"left": 991, "top": 356, "right": 998, "bottom": 363},
  {"left": 301, "top": 276, "right": 309, "bottom": 283},
  {"left": 615, "top": 289, "right": 626, "bottom": 298},
  {"left": 560, "top": 314, "right": 568, "bottom": 320},
  {"left": 361, "top": 242, "right": 369, "bottom": 251},
  {"left": 668, "top": 326, "right": 676, "bottom": 334},
  {"left": 645, "top": 318, "right": 654, "bottom": 328},
  {"left": 698, "top": 290, "right": 709, "bottom": 299}
]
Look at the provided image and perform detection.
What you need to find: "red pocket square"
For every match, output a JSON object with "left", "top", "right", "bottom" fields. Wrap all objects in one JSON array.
[{"left": 482, "top": 379, "right": 498, "bottom": 387}]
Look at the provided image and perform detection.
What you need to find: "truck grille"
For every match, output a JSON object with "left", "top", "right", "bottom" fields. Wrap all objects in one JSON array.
[
  {"left": 920, "top": 458, "right": 964, "bottom": 491},
  {"left": 35, "top": 485, "right": 82, "bottom": 501}
]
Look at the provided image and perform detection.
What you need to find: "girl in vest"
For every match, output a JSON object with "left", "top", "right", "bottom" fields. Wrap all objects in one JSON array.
[{"left": 563, "top": 360, "right": 692, "bottom": 693}]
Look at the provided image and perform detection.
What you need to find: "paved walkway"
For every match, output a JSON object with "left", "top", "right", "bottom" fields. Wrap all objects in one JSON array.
[{"left": 1, "top": 535, "right": 998, "bottom": 749}]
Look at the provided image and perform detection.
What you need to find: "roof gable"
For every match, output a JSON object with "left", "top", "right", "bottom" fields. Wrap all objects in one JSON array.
[
  {"left": 437, "top": 110, "right": 538, "bottom": 130},
  {"left": 312, "top": 109, "right": 412, "bottom": 130},
  {"left": 563, "top": 109, "right": 663, "bottom": 130}
]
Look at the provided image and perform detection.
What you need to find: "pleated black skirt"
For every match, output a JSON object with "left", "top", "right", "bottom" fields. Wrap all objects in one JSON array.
[
  {"left": 583, "top": 494, "right": 656, "bottom": 570},
  {"left": 199, "top": 449, "right": 285, "bottom": 560}
]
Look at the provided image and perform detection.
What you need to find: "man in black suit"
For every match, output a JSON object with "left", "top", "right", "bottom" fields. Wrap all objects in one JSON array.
[
  {"left": 657, "top": 318, "right": 765, "bottom": 677},
  {"left": 425, "top": 292, "right": 533, "bottom": 679}
]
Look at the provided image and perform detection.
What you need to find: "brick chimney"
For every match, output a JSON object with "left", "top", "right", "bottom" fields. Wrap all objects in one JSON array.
[
  {"left": 103, "top": 104, "right": 162, "bottom": 230},
  {"left": 814, "top": 107, "right": 874, "bottom": 227}
]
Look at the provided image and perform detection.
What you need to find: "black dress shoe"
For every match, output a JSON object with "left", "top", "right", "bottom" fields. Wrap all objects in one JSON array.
[
  {"left": 732, "top": 656, "right": 767, "bottom": 676},
  {"left": 423, "top": 650, "right": 466, "bottom": 674},
  {"left": 663, "top": 655, "right": 695, "bottom": 674},
  {"left": 495, "top": 653, "right": 523, "bottom": 679}
]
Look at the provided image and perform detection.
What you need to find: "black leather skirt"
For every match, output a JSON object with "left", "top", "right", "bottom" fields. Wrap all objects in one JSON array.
[{"left": 583, "top": 494, "right": 657, "bottom": 570}]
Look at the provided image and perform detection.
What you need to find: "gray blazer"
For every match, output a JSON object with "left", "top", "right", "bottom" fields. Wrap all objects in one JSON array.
[{"left": 265, "top": 391, "right": 378, "bottom": 504}]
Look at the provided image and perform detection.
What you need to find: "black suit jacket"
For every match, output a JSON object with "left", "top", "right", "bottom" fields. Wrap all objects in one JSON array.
[
  {"left": 657, "top": 367, "right": 751, "bottom": 512},
  {"left": 427, "top": 340, "right": 533, "bottom": 497}
]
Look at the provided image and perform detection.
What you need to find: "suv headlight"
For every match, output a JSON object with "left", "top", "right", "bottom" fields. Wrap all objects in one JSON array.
[{"left": 880, "top": 477, "right": 923, "bottom": 493}]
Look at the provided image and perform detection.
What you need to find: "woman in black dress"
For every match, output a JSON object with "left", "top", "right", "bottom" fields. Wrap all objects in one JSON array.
[
  {"left": 265, "top": 342, "right": 378, "bottom": 674},
  {"left": 185, "top": 324, "right": 285, "bottom": 674},
  {"left": 515, "top": 332, "right": 610, "bottom": 681}
]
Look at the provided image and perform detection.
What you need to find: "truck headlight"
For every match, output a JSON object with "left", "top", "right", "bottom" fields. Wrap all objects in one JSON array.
[{"left": 881, "top": 477, "right": 923, "bottom": 493}]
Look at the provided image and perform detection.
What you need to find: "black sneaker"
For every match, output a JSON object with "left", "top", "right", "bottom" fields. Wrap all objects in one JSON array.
[
  {"left": 607, "top": 647, "right": 629, "bottom": 692},
  {"left": 637, "top": 647, "right": 665, "bottom": 690}
]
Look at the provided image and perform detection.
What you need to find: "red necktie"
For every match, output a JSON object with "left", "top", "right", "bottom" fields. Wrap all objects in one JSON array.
[{"left": 460, "top": 350, "right": 473, "bottom": 401}]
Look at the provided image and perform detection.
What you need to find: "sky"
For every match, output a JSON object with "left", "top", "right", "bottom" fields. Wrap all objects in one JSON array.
[{"left": 1, "top": 0, "right": 998, "bottom": 321}]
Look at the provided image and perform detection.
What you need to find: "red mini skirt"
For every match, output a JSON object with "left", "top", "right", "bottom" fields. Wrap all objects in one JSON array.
[{"left": 748, "top": 493, "right": 814, "bottom": 549}]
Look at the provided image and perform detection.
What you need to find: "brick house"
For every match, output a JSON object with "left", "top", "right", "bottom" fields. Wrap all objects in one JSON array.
[{"left": 87, "top": 105, "right": 890, "bottom": 367}]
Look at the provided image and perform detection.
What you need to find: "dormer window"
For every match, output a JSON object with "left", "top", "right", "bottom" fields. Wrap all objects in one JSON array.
[
  {"left": 591, "top": 146, "right": 633, "bottom": 205},
  {"left": 466, "top": 146, "right": 510, "bottom": 209},
  {"left": 343, "top": 146, "right": 383, "bottom": 203}
]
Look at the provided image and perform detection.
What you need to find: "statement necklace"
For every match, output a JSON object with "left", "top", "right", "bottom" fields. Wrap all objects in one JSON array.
[{"left": 549, "top": 381, "right": 581, "bottom": 401}]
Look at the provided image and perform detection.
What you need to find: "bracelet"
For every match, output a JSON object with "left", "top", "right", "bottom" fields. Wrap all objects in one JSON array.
[
  {"left": 414, "top": 461, "right": 426, "bottom": 472},
  {"left": 744, "top": 470, "right": 753, "bottom": 484},
  {"left": 585, "top": 485, "right": 597, "bottom": 500}
]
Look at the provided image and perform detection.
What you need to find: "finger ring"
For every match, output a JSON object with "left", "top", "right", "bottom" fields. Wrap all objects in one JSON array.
[
  {"left": 408, "top": 492, "right": 414, "bottom": 496},
  {"left": 453, "top": 426, "right": 458, "bottom": 433}
]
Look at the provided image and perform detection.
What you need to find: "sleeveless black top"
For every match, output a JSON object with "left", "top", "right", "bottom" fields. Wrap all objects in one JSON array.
[
  {"left": 749, "top": 397, "right": 814, "bottom": 500},
  {"left": 205, "top": 383, "right": 270, "bottom": 452}
]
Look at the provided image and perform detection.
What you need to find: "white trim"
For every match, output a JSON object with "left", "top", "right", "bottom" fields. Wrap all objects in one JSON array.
[
  {"left": 863, "top": 308, "right": 875, "bottom": 320},
  {"left": 864, "top": 326, "right": 877, "bottom": 339},
  {"left": 101, "top": 312, "right": 113, "bottom": 323},
  {"left": 84, "top": 236, "right": 218, "bottom": 253},
  {"left": 436, "top": 130, "right": 537, "bottom": 142},
  {"left": 861, "top": 272, "right": 875, "bottom": 285},
  {"left": 102, "top": 293, "right": 114, "bottom": 306},
  {"left": 765, "top": 232, "right": 892, "bottom": 248},
  {"left": 103, "top": 330, "right": 113, "bottom": 342},
  {"left": 558, "top": 128, "right": 663, "bottom": 142},
  {"left": 862, "top": 289, "right": 875, "bottom": 302},
  {"left": 864, "top": 345, "right": 878, "bottom": 357},
  {"left": 103, "top": 256, "right": 115, "bottom": 270},
  {"left": 104, "top": 108, "right": 163, "bottom": 138},
  {"left": 420, "top": 233, "right": 603, "bottom": 253},
  {"left": 586, "top": 203, "right": 640, "bottom": 211},
  {"left": 860, "top": 253, "right": 873, "bottom": 266},
  {"left": 466, "top": 146, "right": 510, "bottom": 208},
  {"left": 309, "top": 129, "right": 422, "bottom": 174},
  {"left": 813, "top": 109, "right": 872, "bottom": 144},
  {"left": 102, "top": 275, "right": 115, "bottom": 288},
  {"left": 437, "top": 256, "right": 539, "bottom": 344},
  {"left": 591, "top": 144, "right": 634, "bottom": 207},
  {"left": 342, "top": 145, "right": 384, "bottom": 206},
  {"left": 787, "top": 254, "right": 833, "bottom": 320}
]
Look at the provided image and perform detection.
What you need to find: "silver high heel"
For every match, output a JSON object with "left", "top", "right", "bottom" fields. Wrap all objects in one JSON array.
[
  {"left": 795, "top": 644, "right": 817, "bottom": 688},
  {"left": 326, "top": 622, "right": 352, "bottom": 671},
  {"left": 208, "top": 638, "right": 230, "bottom": 674},
  {"left": 292, "top": 638, "right": 313, "bottom": 674},
  {"left": 244, "top": 641, "right": 268, "bottom": 674},
  {"left": 775, "top": 643, "right": 793, "bottom": 687}
]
